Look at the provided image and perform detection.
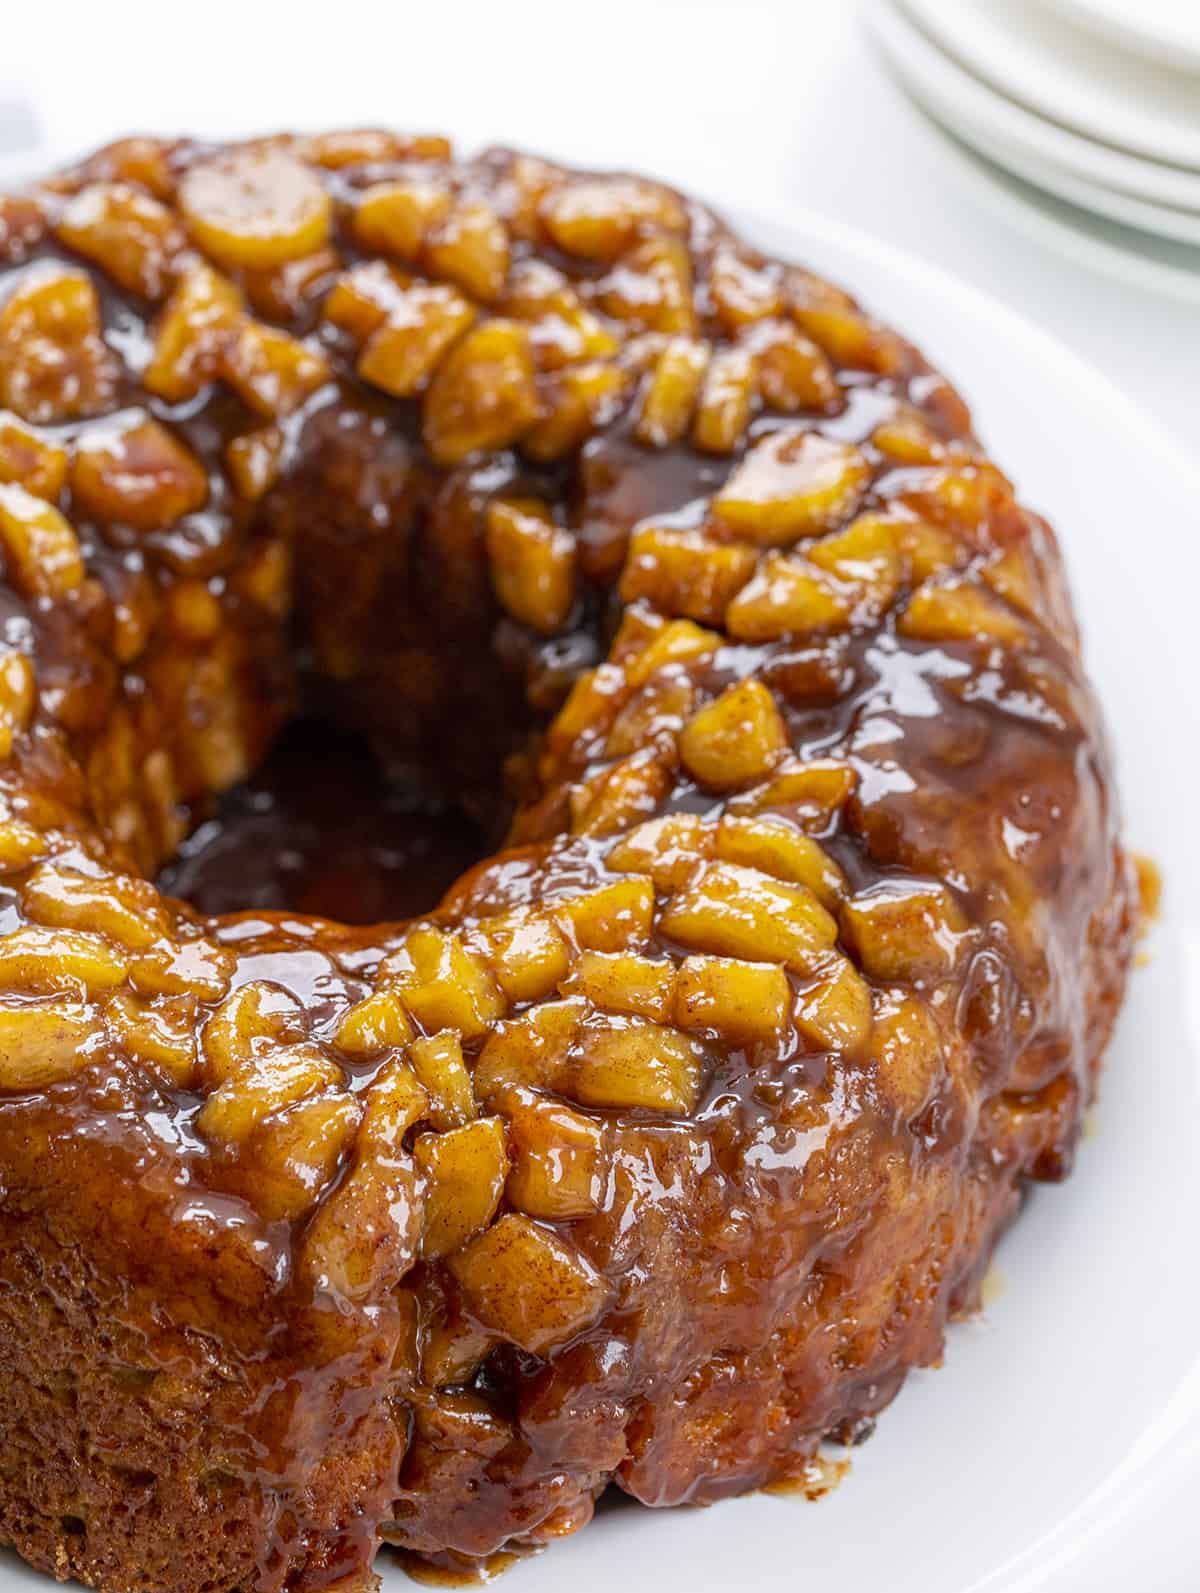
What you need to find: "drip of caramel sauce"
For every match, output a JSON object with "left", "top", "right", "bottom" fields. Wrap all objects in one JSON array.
[{"left": 1134, "top": 852, "right": 1162, "bottom": 936}]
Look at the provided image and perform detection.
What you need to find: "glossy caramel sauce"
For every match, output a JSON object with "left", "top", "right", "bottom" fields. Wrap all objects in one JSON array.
[
  {"left": 392, "top": 1547, "right": 529, "bottom": 1587},
  {"left": 1134, "top": 852, "right": 1162, "bottom": 934},
  {"left": 157, "top": 719, "right": 483, "bottom": 924},
  {"left": 761, "top": 1452, "right": 851, "bottom": 1500}
]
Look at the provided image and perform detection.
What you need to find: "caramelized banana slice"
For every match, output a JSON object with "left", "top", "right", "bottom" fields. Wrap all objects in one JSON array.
[{"left": 180, "top": 148, "right": 332, "bottom": 270}]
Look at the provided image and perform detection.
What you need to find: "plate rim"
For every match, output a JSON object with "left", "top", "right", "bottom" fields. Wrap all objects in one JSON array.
[
  {"left": 910, "top": 119, "right": 1200, "bottom": 307},
  {"left": 899, "top": 0, "right": 1200, "bottom": 173},
  {"left": 949, "top": 115, "right": 1200, "bottom": 248},
  {"left": 1048, "top": 0, "right": 1200, "bottom": 72},
  {"left": 868, "top": 0, "right": 1200, "bottom": 216}
]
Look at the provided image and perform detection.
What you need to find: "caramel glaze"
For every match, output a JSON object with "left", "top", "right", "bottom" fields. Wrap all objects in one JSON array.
[
  {"left": 0, "top": 134, "right": 1136, "bottom": 1593},
  {"left": 156, "top": 719, "right": 483, "bottom": 923}
]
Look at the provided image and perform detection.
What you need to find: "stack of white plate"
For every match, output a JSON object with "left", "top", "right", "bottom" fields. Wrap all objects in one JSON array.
[{"left": 866, "top": 0, "right": 1200, "bottom": 301}]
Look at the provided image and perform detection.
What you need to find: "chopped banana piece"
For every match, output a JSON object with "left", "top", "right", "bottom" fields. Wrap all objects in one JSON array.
[
  {"left": 679, "top": 680, "right": 789, "bottom": 790},
  {"left": 382, "top": 927, "right": 505, "bottom": 1042},
  {"left": 448, "top": 1213, "right": 610, "bottom": 1356},
  {"left": 841, "top": 880, "right": 969, "bottom": 981},
  {"left": 564, "top": 950, "right": 676, "bottom": 1022},
  {"left": 486, "top": 498, "right": 577, "bottom": 634},
  {"left": 673, "top": 956, "right": 791, "bottom": 1043},
  {"left": 660, "top": 861, "right": 837, "bottom": 973},
  {"left": 504, "top": 1085, "right": 609, "bottom": 1220},
  {"left": 571, "top": 1016, "right": 703, "bottom": 1114},
  {"left": 714, "top": 431, "right": 869, "bottom": 544},
  {"left": 179, "top": 148, "right": 332, "bottom": 269},
  {"left": 415, "top": 1116, "right": 509, "bottom": 1259}
]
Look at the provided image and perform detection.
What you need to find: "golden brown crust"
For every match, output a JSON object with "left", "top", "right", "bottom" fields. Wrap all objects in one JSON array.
[{"left": 0, "top": 130, "right": 1135, "bottom": 1590}]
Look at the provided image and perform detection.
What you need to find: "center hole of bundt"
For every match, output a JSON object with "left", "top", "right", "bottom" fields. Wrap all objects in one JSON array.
[{"left": 155, "top": 718, "right": 486, "bottom": 925}]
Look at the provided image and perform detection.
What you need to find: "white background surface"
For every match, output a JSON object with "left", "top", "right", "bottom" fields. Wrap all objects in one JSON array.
[{"left": 1, "top": 4, "right": 1198, "bottom": 1592}]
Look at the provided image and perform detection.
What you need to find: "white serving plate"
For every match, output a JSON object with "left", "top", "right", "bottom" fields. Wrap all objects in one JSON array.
[
  {"left": 955, "top": 114, "right": 1200, "bottom": 250},
  {"left": 868, "top": 0, "right": 1200, "bottom": 243},
  {"left": 0, "top": 175, "right": 1198, "bottom": 1593},
  {"left": 1048, "top": 0, "right": 1200, "bottom": 72},
  {"left": 901, "top": 0, "right": 1200, "bottom": 174},
  {"left": 924, "top": 122, "right": 1200, "bottom": 306}
]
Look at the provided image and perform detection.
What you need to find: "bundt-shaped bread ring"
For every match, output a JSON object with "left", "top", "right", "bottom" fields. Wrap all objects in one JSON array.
[{"left": 0, "top": 131, "right": 1134, "bottom": 1591}]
